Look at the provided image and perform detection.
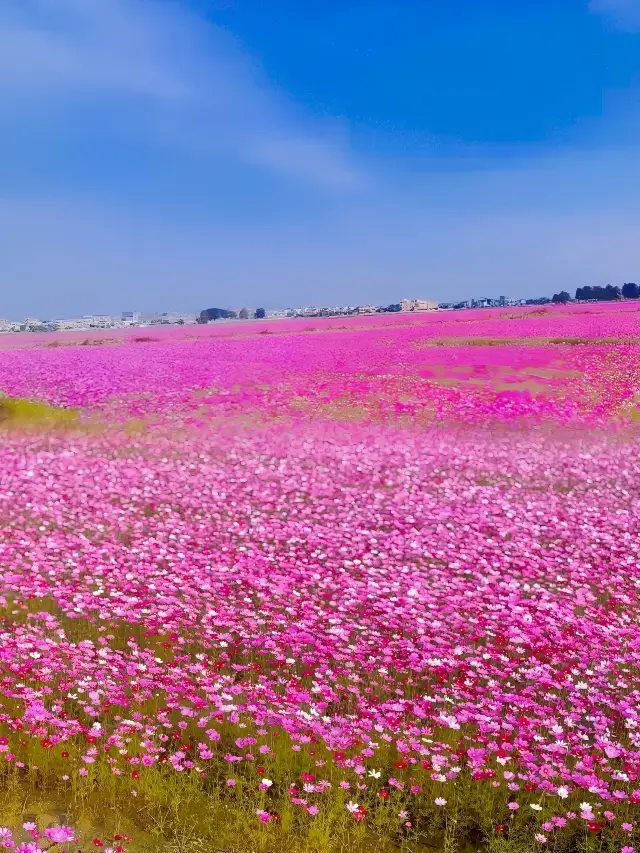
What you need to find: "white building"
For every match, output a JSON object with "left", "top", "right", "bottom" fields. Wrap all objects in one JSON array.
[
  {"left": 56, "top": 318, "right": 90, "bottom": 331},
  {"left": 399, "top": 299, "right": 438, "bottom": 312}
]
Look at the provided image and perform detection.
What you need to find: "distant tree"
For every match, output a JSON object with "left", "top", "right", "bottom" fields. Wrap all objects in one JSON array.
[
  {"left": 255, "top": 308, "right": 266, "bottom": 319},
  {"left": 604, "top": 284, "right": 621, "bottom": 301},
  {"left": 552, "top": 291, "right": 571, "bottom": 304},
  {"left": 239, "top": 308, "right": 249, "bottom": 320},
  {"left": 622, "top": 282, "right": 640, "bottom": 299},
  {"left": 386, "top": 304, "right": 402, "bottom": 312},
  {"left": 576, "top": 285, "right": 621, "bottom": 302},
  {"left": 576, "top": 286, "right": 592, "bottom": 301},
  {"left": 200, "top": 307, "right": 234, "bottom": 322}
]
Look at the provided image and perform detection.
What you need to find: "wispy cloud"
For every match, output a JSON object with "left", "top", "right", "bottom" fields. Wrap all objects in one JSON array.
[
  {"left": 589, "top": 0, "right": 640, "bottom": 31},
  {"left": 0, "top": 0, "right": 362, "bottom": 189}
]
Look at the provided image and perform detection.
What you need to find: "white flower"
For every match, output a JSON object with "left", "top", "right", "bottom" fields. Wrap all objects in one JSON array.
[
  {"left": 557, "top": 786, "right": 569, "bottom": 798},
  {"left": 580, "top": 802, "right": 591, "bottom": 812},
  {"left": 435, "top": 797, "right": 447, "bottom": 806},
  {"left": 346, "top": 801, "right": 360, "bottom": 813},
  {"left": 530, "top": 804, "right": 543, "bottom": 811},
  {"left": 261, "top": 778, "right": 273, "bottom": 787},
  {"left": 368, "top": 769, "right": 381, "bottom": 779}
]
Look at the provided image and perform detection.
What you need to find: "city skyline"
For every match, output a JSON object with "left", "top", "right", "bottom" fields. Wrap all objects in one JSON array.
[{"left": 1, "top": 0, "right": 639, "bottom": 317}]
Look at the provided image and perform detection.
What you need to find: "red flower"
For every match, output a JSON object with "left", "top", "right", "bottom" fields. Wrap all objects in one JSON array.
[
  {"left": 61, "top": 751, "right": 69, "bottom": 758},
  {"left": 524, "top": 783, "right": 536, "bottom": 792},
  {"left": 394, "top": 761, "right": 408, "bottom": 770},
  {"left": 378, "top": 790, "right": 389, "bottom": 799},
  {"left": 496, "top": 825, "right": 504, "bottom": 834},
  {"left": 333, "top": 752, "right": 346, "bottom": 761},
  {"left": 257, "top": 767, "right": 265, "bottom": 774},
  {"left": 92, "top": 840, "right": 104, "bottom": 847},
  {"left": 131, "top": 771, "right": 139, "bottom": 779}
]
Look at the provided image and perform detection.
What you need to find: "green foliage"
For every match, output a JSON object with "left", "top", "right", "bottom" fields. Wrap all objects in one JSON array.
[{"left": 0, "top": 397, "right": 78, "bottom": 428}]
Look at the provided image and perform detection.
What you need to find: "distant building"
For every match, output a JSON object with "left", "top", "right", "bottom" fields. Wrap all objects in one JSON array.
[
  {"left": 84, "top": 315, "right": 115, "bottom": 328},
  {"left": 56, "top": 318, "right": 91, "bottom": 331},
  {"left": 356, "top": 305, "right": 378, "bottom": 314},
  {"left": 400, "top": 299, "right": 438, "bottom": 312},
  {"left": 122, "top": 311, "right": 140, "bottom": 324},
  {"left": 498, "top": 295, "right": 507, "bottom": 307}
]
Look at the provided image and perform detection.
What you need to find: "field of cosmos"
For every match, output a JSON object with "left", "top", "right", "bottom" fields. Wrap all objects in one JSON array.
[{"left": 1, "top": 302, "right": 640, "bottom": 853}]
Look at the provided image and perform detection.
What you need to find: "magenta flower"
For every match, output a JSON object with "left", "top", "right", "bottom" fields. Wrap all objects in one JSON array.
[{"left": 44, "top": 826, "right": 75, "bottom": 843}]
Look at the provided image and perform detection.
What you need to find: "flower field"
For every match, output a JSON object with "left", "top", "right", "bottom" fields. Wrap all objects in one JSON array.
[{"left": 1, "top": 303, "right": 640, "bottom": 853}]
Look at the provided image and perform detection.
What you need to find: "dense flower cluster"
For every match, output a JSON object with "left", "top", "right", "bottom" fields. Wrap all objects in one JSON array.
[{"left": 1, "top": 303, "right": 639, "bottom": 850}]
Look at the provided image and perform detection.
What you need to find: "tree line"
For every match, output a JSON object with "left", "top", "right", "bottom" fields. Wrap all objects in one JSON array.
[
  {"left": 575, "top": 283, "right": 639, "bottom": 301},
  {"left": 199, "top": 308, "right": 266, "bottom": 322},
  {"left": 550, "top": 283, "right": 639, "bottom": 303}
]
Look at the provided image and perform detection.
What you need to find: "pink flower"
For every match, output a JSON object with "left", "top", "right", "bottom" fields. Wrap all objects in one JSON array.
[
  {"left": 45, "top": 826, "right": 76, "bottom": 844},
  {"left": 508, "top": 802, "right": 520, "bottom": 811}
]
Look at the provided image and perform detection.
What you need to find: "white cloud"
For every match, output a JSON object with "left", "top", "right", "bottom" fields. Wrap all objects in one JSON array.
[
  {"left": 589, "top": 0, "right": 640, "bottom": 31},
  {"left": 0, "top": 0, "right": 362, "bottom": 189}
]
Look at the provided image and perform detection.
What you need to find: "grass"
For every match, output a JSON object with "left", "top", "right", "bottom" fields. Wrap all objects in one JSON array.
[{"left": 0, "top": 397, "right": 78, "bottom": 428}]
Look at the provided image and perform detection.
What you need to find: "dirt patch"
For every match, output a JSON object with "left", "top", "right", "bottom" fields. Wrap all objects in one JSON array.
[{"left": 414, "top": 336, "right": 639, "bottom": 348}]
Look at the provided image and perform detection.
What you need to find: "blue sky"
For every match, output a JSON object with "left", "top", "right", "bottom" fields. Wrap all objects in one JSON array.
[{"left": 1, "top": 0, "right": 639, "bottom": 317}]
